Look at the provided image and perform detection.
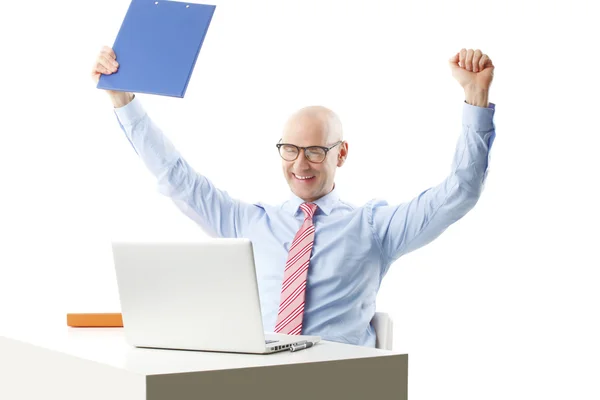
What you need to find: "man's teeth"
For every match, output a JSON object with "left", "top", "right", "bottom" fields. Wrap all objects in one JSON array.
[{"left": 295, "top": 174, "right": 314, "bottom": 180}]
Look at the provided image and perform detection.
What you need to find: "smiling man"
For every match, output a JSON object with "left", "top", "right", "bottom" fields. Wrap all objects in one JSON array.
[
  {"left": 278, "top": 105, "right": 347, "bottom": 202},
  {"left": 92, "top": 47, "right": 496, "bottom": 347}
]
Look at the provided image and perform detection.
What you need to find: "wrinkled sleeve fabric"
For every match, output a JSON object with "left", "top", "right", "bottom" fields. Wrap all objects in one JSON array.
[
  {"left": 369, "top": 102, "right": 496, "bottom": 271},
  {"left": 113, "top": 97, "right": 262, "bottom": 238}
]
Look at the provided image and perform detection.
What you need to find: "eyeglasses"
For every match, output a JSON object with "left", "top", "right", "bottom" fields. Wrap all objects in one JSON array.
[{"left": 276, "top": 140, "right": 343, "bottom": 163}]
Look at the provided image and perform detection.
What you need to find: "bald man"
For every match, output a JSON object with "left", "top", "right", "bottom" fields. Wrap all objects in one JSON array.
[{"left": 92, "top": 47, "right": 496, "bottom": 347}]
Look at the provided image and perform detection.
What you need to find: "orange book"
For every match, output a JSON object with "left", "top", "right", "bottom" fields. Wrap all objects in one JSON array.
[{"left": 67, "top": 313, "right": 123, "bottom": 327}]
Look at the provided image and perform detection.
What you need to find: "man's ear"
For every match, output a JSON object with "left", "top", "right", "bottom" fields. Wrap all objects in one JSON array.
[{"left": 337, "top": 141, "right": 348, "bottom": 167}]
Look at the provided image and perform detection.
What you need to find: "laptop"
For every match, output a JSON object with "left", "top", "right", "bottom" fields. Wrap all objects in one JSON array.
[{"left": 111, "top": 238, "right": 321, "bottom": 354}]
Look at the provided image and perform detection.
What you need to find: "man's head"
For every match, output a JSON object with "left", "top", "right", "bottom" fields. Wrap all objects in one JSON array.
[{"left": 278, "top": 106, "right": 349, "bottom": 203}]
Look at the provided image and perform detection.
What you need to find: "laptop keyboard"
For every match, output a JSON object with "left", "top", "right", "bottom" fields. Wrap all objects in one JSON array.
[{"left": 265, "top": 339, "right": 279, "bottom": 344}]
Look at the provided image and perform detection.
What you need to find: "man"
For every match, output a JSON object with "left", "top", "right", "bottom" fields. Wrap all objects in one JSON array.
[{"left": 92, "top": 47, "right": 496, "bottom": 347}]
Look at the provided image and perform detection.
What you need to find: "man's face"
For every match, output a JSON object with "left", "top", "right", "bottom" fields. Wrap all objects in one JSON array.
[{"left": 280, "top": 110, "right": 347, "bottom": 202}]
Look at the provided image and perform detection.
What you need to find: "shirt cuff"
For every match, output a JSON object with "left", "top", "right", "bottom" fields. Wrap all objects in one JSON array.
[
  {"left": 113, "top": 95, "right": 146, "bottom": 127},
  {"left": 463, "top": 101, "right": 495, "bottom": 132}
]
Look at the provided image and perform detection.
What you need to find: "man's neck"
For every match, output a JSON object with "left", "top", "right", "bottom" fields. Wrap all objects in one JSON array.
[{"left": 298, "top": 184, "right": 335, "bottom": 203}]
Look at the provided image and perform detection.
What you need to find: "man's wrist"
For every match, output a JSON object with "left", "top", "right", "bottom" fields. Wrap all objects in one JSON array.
[
  {"left": 464, "top": 86, "right": 489, "bottom": 108},
  {"left": 109, "top": 91, "right": 135, "bottom": 108}
]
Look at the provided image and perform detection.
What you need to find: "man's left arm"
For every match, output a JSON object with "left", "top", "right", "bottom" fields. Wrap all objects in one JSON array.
[{"left": 370, "top": 48, "right": 496, "bottom": 266}]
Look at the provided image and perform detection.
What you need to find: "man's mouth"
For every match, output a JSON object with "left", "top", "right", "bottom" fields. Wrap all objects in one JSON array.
[{"left": 292, "top": 173, "right": 315, "bottom": 182}]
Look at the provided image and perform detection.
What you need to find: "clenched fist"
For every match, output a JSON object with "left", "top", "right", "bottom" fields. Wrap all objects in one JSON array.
[{"left": 449, "top": 48, "right": 494, "bottom": 108}]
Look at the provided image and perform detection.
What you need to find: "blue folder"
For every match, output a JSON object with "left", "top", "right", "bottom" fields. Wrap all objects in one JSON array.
[{"left": 97, "top": 0, "right": 216, "bottom": 98}]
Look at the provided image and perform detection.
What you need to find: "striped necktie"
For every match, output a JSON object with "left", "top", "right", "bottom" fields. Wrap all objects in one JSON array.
[{"left": 274, "top": 202, "right": 318, "bottom": 335}]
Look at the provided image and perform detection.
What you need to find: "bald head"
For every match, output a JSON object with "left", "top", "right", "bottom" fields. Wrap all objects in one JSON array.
[{"left": 282, "top": 105, "right": 343, "bottom": 145}]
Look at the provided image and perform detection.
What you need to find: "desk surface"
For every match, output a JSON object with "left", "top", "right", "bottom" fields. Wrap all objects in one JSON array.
[
  {"left": 0, "top": 321, "right": 408, "bottom": 400},
  {"left": 0, "top": 322, "right": 402, "bottom": 376}
]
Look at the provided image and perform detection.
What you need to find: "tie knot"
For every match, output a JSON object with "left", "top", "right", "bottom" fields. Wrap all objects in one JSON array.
[{"left": 299, "top": 202, "right": 318, "bottom": 219}]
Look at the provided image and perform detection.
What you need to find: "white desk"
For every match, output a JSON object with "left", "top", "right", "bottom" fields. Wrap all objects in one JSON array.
[{"left": 0, "top": 323, "right": 407, "bottom": 399}]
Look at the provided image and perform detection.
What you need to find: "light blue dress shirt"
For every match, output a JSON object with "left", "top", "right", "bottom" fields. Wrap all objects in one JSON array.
[{"left": 114, "top": 98, "right": 496, "bottom": 347}]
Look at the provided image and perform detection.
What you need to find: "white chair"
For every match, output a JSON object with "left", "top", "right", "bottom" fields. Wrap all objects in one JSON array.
[{"left": 371, "top": 312, "right": 393, "bottom": 350}]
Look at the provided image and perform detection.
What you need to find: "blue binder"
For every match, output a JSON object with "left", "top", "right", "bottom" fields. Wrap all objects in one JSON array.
[{"left": 97, "top": 0, "right": 216, "bottom": 98}]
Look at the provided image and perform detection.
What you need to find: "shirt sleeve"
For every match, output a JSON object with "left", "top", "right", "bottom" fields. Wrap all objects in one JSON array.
[
  {"left": 369, "top": 101, "right": 496, "bottom": 268},
  {"left": 113, "top": 96, "right": 262, "bottom": 238}
]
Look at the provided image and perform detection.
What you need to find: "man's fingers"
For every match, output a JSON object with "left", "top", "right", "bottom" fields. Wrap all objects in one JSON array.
[
  {"left": 482, "top": 55, "right": 494, "bottom": 70},
  {"left": 448, "top": 52, "right": 459, "bottom": 65},
  {"left": 91, "top": 46, "right": 119, "bottom": 83},
  {"left": 101, "top": 45, "right": 117, "bottom": 60},
  {"left": 96, "top": 64, "right": 112, "bottom": 75},
  {"left": 97, "top": 54, "right": 118, "bottom": 72},
  {"left": 459, "top": 48, "right": 467, "bottom": 68},
  {"left": 98, "top": 55, "right": 119, "bottom": 70},
  {"left": 96, "top": 55, "right": 117, "bottom": 71},
  {"left": 465, "top": 49, "right": 474, "bottom": 71},
  {"left": 479, "top": 54, "right": 489, "bottom": 70},
  {"left": 472, "top": 49, "right": 482, "bottom": 72},
  {"left": 454, "top": 48, "right": 494, "bottom": 73}
]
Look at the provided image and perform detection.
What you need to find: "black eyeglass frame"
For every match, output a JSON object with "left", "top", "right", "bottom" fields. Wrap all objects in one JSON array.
[{"left": 275, "top": 140, "right": 343, "bottom": 163}]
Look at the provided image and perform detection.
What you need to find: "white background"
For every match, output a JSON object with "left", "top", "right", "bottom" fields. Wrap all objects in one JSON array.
[{"left": 1, "top": 0, "right": 599, "bottom": 398}]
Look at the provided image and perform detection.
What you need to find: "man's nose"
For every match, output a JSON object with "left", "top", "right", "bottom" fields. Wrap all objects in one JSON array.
[{"left": 294, "top": 149, "right": 311, "bottom": 169}]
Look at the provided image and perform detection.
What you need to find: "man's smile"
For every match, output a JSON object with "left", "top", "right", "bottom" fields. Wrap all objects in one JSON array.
[{"left": 292, "top": 173, "right": 316, "bottom": 182}]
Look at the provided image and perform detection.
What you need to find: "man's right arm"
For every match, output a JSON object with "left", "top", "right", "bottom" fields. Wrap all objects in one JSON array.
[
  {"left": 112, "top": 96, "right": 258, "bottom": 238},
  {"left": 92, "top": 45, "right": 259, "bottom": 237}
]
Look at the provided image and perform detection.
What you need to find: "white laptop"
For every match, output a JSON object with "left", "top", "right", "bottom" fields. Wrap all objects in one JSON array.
[{"left": 111, "top": 238, "right": 321, "bottom": 354}]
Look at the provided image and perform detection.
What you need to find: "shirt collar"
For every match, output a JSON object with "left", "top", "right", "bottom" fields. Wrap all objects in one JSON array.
[{"left": 284, "top": 185, "right": 340, "bottom": 217}]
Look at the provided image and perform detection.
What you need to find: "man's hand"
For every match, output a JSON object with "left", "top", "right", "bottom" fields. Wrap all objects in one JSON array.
[
  {"left": 449, "top": 48, "right": 494, "bottom": 108},
  {"left": 92, "top": 46, "right": 134, "bottom": 108}
]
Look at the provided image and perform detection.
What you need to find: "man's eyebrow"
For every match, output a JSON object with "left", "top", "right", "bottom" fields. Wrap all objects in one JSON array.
[{"left": 280, "top": 142, "right": 327, "bottom": 147}]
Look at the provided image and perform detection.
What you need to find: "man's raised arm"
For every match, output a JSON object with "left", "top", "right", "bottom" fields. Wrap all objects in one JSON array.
[{"left": 91, "top": 46, "right": 261, "bottom": 238}]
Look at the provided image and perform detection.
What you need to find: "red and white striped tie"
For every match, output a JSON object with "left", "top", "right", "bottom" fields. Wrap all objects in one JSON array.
[{"left": 274, "top": 202, "right": 318, "bottom": 335}]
